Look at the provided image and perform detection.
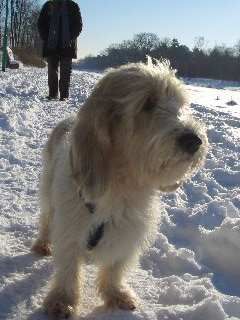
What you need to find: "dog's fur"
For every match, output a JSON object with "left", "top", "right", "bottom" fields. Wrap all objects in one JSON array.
[{"left": 32, "top": 59, "right": 208, "bottom": 318}]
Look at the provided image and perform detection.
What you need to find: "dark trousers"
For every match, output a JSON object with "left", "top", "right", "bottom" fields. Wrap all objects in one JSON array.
[{"left": 47, "top": 55, "right": 72, "bottom": 98}]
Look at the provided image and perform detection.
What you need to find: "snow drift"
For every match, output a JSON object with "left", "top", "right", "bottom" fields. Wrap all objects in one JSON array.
[{"left": 0, "top": 68, "right": 240, "bottom": 319}]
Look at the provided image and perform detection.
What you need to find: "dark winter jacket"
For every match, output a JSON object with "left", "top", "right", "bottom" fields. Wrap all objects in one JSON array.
[{"left": 38, "top": 0, "right": 82, "bottom": 58}]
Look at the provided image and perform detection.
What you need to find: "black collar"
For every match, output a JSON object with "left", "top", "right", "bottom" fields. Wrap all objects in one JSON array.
[{"left": 87, "top": 222, "right": 105, "bottom": 250}]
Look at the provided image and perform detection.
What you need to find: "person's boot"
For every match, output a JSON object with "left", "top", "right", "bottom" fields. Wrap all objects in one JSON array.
[
  {"left": 47, "top": 95, "right": 58, "bottom": 100},
  {"left": 59, "top": 95, "right": 68, "bottom": 101}
]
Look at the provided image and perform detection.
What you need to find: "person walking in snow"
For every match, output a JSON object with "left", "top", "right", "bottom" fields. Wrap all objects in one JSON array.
[{"left": 38, "top": 0, "right": 82, "bottom": 101}]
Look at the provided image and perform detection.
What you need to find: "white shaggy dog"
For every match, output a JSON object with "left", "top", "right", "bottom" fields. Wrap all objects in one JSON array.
[{"left": 32, "top": 58, "right": 208, "bottom": 318}]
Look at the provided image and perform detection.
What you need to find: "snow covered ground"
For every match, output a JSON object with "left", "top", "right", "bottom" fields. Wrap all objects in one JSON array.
[{"left": 0, "top": 67, "right": 240, "bottom": 320}]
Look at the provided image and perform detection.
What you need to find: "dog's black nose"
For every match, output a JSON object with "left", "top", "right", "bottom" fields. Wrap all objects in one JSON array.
[{"left": 178, "top": 133, "right": 202, "bottom": 154}]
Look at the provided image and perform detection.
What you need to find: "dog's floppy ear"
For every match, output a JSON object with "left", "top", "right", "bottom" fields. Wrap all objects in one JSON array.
[{"left": 71, "top": 106, "right": 112, "bottom": 200}]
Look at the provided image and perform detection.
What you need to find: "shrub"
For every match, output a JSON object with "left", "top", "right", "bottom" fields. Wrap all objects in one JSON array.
[{"left": 13, "top": 47, "right": 46, "bottom": 68}]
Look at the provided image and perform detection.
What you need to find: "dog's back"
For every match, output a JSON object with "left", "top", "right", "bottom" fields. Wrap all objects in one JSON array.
[
  {"left": 46, "top": 117, "right": 76, "bottom": 160},
  {"left": 39, "top": 117, "right": 76, "bottom": 224}
]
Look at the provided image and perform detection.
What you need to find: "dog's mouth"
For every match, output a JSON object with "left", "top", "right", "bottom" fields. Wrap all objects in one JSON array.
[{"left": 156, "top": 154, "right": 199, "bottom": 192}]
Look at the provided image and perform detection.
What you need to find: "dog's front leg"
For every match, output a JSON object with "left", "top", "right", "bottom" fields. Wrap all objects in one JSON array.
[
  {"left": 44, "top": 244, "right": 82, "bottom": 318},
  {"left": 97, "top": 261, "right": 137, "bottom": 311}
]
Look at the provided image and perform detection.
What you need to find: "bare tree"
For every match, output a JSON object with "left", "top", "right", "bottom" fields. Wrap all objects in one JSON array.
[
  {"left": 8, "top": 0, "right": 40, "bottom": 48},
  {"left": 234, "top": 39, "right": 240, "bottom": 57},
  {"left": 0, "top": 0, "right": 6, "bottom": 47},
  {"left": 132, "top": 33, "right": 160, "bottom": 52},
  {"left": 194, "top": 36, "right": 206, "bottom": 51}
]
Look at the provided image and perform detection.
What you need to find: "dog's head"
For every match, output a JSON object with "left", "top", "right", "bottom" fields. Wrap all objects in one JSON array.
[{"left": 71, "top": 58, "right": 208, "bottom": 199}]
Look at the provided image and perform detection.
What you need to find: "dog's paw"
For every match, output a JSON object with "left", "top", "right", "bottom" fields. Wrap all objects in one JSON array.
[
  {"left": 44, "top": 295, "right": 75, "bottom": 319},
  {"left": 104, "top": 290, "right": 137, "bottom": 311},
  {"left": 45, "top": 301, "right": 74, "bottom": 319},
  {"left": 31, "top": 239, "right": 51, "bottom": 256}
]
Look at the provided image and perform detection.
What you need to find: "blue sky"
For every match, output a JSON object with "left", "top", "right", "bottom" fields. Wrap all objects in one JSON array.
[{"left": 40, "top": 0, "right": 240, "bottom": 58}]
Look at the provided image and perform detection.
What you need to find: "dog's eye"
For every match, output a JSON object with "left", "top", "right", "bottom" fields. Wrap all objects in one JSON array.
[{"left": 142, "top": 97, "right": 155, "bottom": 112}]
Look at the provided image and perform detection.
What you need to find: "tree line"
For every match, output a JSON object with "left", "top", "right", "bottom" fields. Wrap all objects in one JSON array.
[
  {"left": 0, "top": 0, "right": 41, "bottom": 51},
  {"left": 1, "top": 4, "right": 240, "bottom": 82},
  {"left": 78, "top": 33, "right": 240, "bottom": 82}
]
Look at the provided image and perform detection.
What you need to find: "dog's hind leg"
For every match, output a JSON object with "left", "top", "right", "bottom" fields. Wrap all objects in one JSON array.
[
  {"left": 97, "top": 261, "right": 137, "bottom": 311},
  {"left": 32, "top": 152, "right": 53, "bottom": 256}
]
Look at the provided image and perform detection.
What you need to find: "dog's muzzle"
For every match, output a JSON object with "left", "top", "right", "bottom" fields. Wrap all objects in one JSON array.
[{"left": 178, "top": 132, "right": 202, "bottom": 155}]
